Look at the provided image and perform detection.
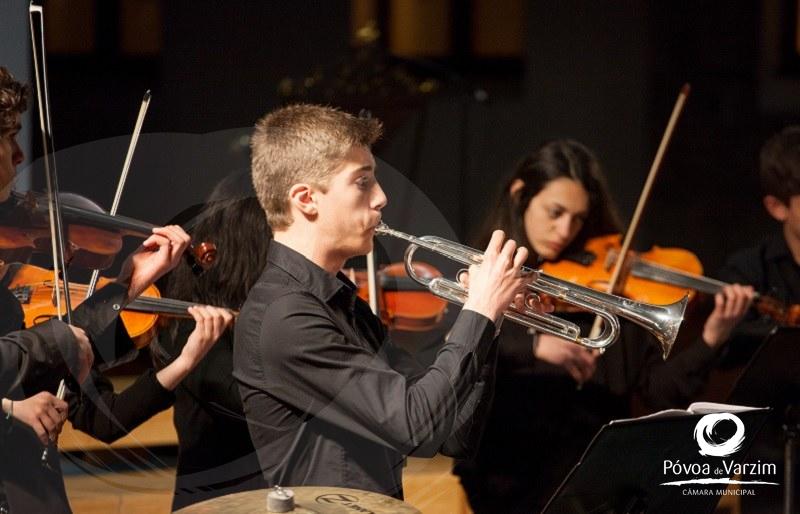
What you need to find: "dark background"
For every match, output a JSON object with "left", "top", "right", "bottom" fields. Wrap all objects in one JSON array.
[{"left": 2, "top": 0, "right": 800, "bottom": 274}]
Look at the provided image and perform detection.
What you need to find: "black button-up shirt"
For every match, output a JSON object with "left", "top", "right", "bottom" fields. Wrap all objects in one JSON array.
[
  {"left": 719, "top": 232, "right": 800, "bottom": 305},
  {"left": 234, "top": 240, "right": 498, "bottom": 498},
  {"left": 716, "top": 232, "right": 800, "bottom": 365}
]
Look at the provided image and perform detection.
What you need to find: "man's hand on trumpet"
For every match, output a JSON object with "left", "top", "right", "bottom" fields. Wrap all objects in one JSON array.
[{"left": 460, "top": 230, "right": 552, "bottom": 325}]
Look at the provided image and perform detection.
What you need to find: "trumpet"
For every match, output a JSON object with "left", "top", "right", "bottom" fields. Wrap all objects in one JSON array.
[{"left": 375, "top": 223, "right": 686, "bottom": 359}]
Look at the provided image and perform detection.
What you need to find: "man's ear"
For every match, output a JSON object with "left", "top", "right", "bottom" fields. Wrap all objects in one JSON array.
[
  {"left": 509, "top": 178, "right": 525, "bottom": 198},
  {"left": 764, "top": 195, "right": 789, "bottom": 222},
  {"left": 288, "top": 183, "right": 317, "bottom": 217}
]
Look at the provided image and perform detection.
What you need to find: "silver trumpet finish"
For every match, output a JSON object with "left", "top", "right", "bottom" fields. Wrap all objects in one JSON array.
[{"left": 375, "top": 223, "right": 686, "bottom": 359}]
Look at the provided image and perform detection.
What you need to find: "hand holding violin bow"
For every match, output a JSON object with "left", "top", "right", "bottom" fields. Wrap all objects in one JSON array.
[{"left": 2, "top": 392, "right": 69, "bottom": 446}]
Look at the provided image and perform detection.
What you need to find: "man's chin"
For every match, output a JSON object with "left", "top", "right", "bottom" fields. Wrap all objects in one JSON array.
[
  {"left": 359, "top": 239, "right": 374, "bottom": 255},
  {"left": 352, "top": 236, "right": 374, "bottom": 256},
  {"left": 340, "top": 239, "right": 374, "bottom": 260}
]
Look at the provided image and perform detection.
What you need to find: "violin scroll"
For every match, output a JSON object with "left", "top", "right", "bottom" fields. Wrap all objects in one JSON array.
[{"left": 188, "top": 241, "right": 217, "bottom": 274}]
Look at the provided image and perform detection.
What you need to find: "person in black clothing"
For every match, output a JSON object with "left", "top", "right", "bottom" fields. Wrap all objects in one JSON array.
[
  {"left": 150, "top": 173, "right": 269, "bottom": 511},
  {"left": 0, "top": 64, "right": 232, "bottom": 514},
  {"left": 235, "top": 104, "right": 535, "bottom": 498},
  {"left": 454, "top": 140, "right": 752, "bottom": 513},
  {"left": 0, "top": 65, "right": 93, "bottom": 400},
  {"left": 706, "top": 126, "right": 800, "bottom": 514},
  {"left": 709, "top": 126, "right": 800, "bottom": 360}
]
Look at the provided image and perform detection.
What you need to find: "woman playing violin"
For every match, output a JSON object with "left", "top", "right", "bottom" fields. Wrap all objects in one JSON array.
[
  {"left": 454, "top": 139, "right": 749, "bottom": 514},
  {"left": 145, "top": 173, "right": 270, "bottom": 510}
]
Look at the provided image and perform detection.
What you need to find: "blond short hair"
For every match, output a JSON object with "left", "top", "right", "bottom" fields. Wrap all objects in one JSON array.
[{"left": 250, "top": 104, "right": 382, "bottom": 230}]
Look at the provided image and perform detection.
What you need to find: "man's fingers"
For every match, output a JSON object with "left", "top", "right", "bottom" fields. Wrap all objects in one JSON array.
[
  {"left": 39, "top": 411, "right": 57, "bottom": 437},
  {"left": 484, "top": 230, "right": 505, "bottom": 259},
  {"left": 712, "top": 292, "right": 725, "bottom": 316},
  {"left": 499, "top": 238, "right": 517, "bottom": 267},
  {"left": 41, "top": 407, "right": 61, "bottom": 435},
  {"left": 731, "top": 285, "right": 748, "bottom": 316},
  {"left": 512, "top": 246, "right": 529, "bottom": 270},
  {"left": 53, "top": 397, "right": 68, "bottom": 414},
  {"left": 34, "top": 423, "right": 49, "bottom": 445},
  {"left": 512, "top": 293, "right": 526, "bottom": 311},
  {"left": 724, "top": 286, "right": 738, "bottom": 317}
]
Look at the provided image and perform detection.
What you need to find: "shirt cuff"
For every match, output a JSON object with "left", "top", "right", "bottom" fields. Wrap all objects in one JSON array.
[{"left": 448, "top": 309, "right": 497, "bottom": 364}]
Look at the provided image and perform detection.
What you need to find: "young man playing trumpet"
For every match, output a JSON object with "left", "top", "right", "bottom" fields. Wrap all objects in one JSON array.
[{"left": 234, "top": 104, "right": 533, "bottom": 498}]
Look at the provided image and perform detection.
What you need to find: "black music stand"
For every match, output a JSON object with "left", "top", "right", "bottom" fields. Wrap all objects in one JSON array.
[
  {"left": 541, "top": 407, "right": 770, "bottom": 514},
  {"left": 728, "top": 326, "right": 800, "bottom": 514}
]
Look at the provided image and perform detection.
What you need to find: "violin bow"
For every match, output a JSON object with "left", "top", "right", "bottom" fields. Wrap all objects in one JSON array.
[
  {"left": 30, "top": 2, "right": 80, "bottom": 466},
  {"left": 85, "top": 90, "right": 152, "bottom": 298},
  {"left": 589, "top": 83, "right": 691, "bottom": 343},
  {"left": 29, "top": 3, "right": 73, "bottom": 325}
]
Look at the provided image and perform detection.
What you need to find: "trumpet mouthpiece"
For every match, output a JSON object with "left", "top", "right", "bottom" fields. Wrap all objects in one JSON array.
[{"left": 374, "top": 222, "right": 390, "bottom": 235}]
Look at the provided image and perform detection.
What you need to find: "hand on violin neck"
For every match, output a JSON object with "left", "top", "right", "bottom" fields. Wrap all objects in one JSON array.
[
  {"left": 701, "top": 283, "right": 755, "bottom": 348},
  {"left": 155, "top": 305, "right": 234, "bottom": 391},
  {"left": 118, "top": 225, "right": 191, "bottom": 301}
]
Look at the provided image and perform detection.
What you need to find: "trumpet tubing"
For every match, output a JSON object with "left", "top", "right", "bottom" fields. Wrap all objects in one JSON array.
[{"left": 375, "top": 223, "right": 686, "bottom": 359}]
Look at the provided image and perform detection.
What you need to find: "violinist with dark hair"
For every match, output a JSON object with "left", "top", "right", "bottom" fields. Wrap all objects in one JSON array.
[
  {"left": 0, "top": 65, "right": 232, "bottom": 514},
  {"left": 454, "top": 140, "right": 742, "bottom": 514},
  {"left": 145, "top": 172, "right": 271, "bottom": 510}
]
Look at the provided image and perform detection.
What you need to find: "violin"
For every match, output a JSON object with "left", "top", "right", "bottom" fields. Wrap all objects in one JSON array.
[
  {"left": 542, "top": 233, "right": 800, "bottom": 326},
  {"left": 2, "top": 190, "right": 216, "bottom": 272},
  {"left": 3, "top": 262, "right": 208, "bottom": 349},
  {"left": 1, "top": 192, "right": 124, "bottom": 269},
  {"left": 542, "top": 234, "right": 702, "bottom": 305},
  {"left": 347, "top": 262, "right": 448, "bottom": 332}
]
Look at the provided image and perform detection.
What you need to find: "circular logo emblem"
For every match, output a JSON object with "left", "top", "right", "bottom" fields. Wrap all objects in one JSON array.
[
  {"left": 693, "top": 413, "right": 745, "bottom": 457},
  {"left": 315, "top": 493, "right": 360, "bottom": 505}
]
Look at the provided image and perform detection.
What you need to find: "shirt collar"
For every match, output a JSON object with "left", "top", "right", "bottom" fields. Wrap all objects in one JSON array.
[
  {"left": 266, "top": 240, "right": 356, "bottom": 303},
  {"left": 764, "top": 232, "right": 793, "bottom": 262}
]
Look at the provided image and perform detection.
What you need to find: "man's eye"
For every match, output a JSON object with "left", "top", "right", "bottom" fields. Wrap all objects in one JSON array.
[{"left": 356, "top": 177, "right": 371, "bottom": 189}]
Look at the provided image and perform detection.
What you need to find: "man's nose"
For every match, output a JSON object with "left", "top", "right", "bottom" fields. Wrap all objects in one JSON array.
[
  {"left": 373, "top": 181, "right": 388, "bottom": 210},
  {"left": 12, "top": 141, "right": 24, "bottom": 166}
]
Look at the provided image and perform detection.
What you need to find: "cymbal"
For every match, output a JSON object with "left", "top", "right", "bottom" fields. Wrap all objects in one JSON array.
[{"left": 173, "top": 486, "right": 422, "bottom": 514}]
